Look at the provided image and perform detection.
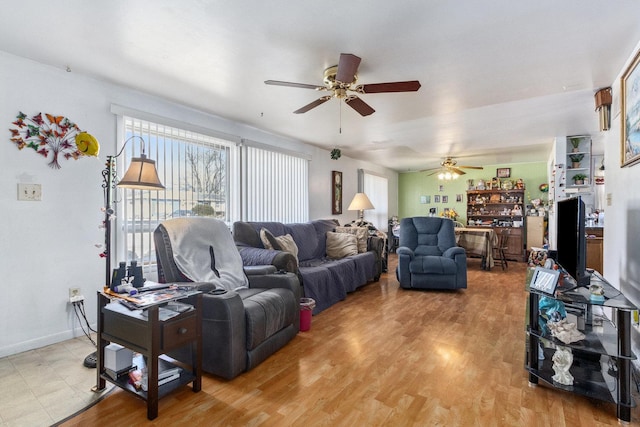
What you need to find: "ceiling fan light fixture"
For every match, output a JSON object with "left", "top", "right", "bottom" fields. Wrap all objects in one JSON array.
[{"left": 438, "top": 170, "right": 460, "bottom": 181}]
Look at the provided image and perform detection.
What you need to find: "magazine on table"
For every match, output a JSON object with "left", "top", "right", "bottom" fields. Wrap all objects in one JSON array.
[{"left": 127, "top": 287, "right": 200, "bottom": 309}]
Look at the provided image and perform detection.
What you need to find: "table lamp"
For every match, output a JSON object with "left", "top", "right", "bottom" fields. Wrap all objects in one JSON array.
[{"left": 348, "top": 192, "right": 375, "bottom": 226}]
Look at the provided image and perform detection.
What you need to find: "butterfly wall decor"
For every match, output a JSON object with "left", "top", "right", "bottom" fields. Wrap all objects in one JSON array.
[{"left": 9, "top": 111, "right": 87, "bottom": 169}]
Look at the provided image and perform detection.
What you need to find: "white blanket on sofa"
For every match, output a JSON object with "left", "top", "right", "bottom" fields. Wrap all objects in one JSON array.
[{"left": 162, "top": 217, "right": 248, "bottom": 291}]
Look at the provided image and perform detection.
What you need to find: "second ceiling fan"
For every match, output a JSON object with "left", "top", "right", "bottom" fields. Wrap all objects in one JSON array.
[
  {"left": 422, "top": 157, "right": 484, "bottom": 177},
  {"left": 265, "top": 53, "right": 421, "bottom": 116}
]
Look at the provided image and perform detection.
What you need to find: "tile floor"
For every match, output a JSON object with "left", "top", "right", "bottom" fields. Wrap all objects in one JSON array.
[{"left": 0, "top": 335, "right": 112, "bottom": 427}]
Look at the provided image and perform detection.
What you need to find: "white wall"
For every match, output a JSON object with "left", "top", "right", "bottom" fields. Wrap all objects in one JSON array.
[
  {"left": 0, "top": 51, "right": 397, "bottom": 357},
  {"left": 601, "top": 41, "right": 640, "bottom": 364}
]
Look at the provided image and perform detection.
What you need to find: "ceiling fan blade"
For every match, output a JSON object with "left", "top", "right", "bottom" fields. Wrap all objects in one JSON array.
[
  {"left": 458, "top": 165, "right": 484, "bottom": 170},
  {"left": 335, "top": 53, "right": 361, "bottom": 84},
  {"left": 293, "top": 97, "right": 331, "bottom": 114},
  {"left": 265, "top": 80, "right": 322, "bottom": 90},
  {"left": 359, "top": 80, "right": 422, "bottom": 93},
  {"left": 345, "top": 96, "right": 375, "bottom": 116},
  {"left": 450, "top": 167, "right": 467, "bottom": 176}
]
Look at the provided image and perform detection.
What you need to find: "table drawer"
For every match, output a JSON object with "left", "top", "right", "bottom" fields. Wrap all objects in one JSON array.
[
  {"left": 162, "top": 314, "right": 197, "bottom": 350},
  {"left": 103, "top": 309, "right": 148, "bottom": 351}
]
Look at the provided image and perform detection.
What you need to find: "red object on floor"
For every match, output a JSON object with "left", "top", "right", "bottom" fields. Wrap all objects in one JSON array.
[{"left": 300, "top": 309, "right": 312, "bottom": 331}]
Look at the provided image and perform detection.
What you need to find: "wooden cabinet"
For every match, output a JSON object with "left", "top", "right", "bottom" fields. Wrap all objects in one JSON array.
[
  {"left": 586, "top": 226, "right": 604, "bottom": 273},
  {"left": 466, "top": 189, "right": 525, "bottom": 261},
  {"left": 501, "top": 226, "right": 523, "bottom": 261}
]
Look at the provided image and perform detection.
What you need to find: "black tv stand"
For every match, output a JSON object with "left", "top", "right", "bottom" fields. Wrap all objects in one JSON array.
[{"left": 525, "top": 270, "right": 637, "bottom": 424}]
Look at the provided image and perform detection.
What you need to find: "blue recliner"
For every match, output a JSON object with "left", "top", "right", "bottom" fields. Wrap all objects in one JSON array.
[{"left": 396, "top": 217, "right": 467, "bottom": 290}]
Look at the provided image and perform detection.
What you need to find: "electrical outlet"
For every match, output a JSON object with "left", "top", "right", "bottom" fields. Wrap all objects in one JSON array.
[
  {"left": 17, "top": 183, "right": 42, "bottom": 201},
  {"left": 69, "top": 287, "right": 84, "bottom": 303}
]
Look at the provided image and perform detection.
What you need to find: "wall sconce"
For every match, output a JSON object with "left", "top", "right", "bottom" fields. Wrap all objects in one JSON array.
[{"left": 595, "top": 87, "right": 612, "bottom": 131}]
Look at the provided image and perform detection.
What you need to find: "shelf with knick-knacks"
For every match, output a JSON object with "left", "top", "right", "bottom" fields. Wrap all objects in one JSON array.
[
  {"left": 466, "top": 189, "right": 525, "bottom": 227},
  {"left": 565, "top": 135, "right": 592, "bottom": 193},
  {"left": 466, "top": 188, "right": 526, "bottom": 261}
]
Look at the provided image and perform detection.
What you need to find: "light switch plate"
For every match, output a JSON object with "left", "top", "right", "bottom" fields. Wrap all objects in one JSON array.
[{"left": 18, "top": 183, "right": 42, "bottom": 201}]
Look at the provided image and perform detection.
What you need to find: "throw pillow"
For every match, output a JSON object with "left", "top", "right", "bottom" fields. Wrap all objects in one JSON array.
[
  {"left": 335, "top": 226, "right": 369, "bottom": 253},
  {"left": 326, "top": 231, "right": 358, "bottom": 259},
  {"left": 260, "top": 228, "right": 299, "bottom": 265},
  {"left": 260, "top": 228, "right": 282, "bottom": 250},
  {"left": 274, "top": 234, "right": 299, "bottom": 265}
]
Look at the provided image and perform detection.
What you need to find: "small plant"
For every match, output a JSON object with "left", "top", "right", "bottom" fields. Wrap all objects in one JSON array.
[
  {"left": 569, "top": 137, "right": 582, "bottom": 150},
  {"left": 569, "top": 153, "right": 584, "bottom": 163},
  {"left": 572, "top": 173, "right": 588, "bottom": 184}
]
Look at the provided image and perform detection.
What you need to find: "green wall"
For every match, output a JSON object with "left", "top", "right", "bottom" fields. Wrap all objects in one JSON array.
[{"left": 398, "top": 162, "right": 549, "bottom": 224}]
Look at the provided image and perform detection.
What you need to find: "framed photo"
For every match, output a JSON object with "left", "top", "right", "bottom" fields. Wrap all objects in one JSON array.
[
  {"left": 438, "top": 184, "right": 444, "bottom": 192},
  {"left": 496, "top": 167, "right": 511, "bottom": 178},
  {"left": 442, "top": 195, "right": 449, "bottom": 203},
  {"left": 331, "top": 171, "right": 342, "bottom": 214},
  {"left": 621, "top": 50, "right": 640, "bottom": 167},
  {"left": 429, "top": 207, "right": 438, "bottom": 216},
  {"left": 434, "top": 195, "right": 441, "bottom": 203},
  {"left": 456, "top": 194, "right": 463, "bottom": 202}
]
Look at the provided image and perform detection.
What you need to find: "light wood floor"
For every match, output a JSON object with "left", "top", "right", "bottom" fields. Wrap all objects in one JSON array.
[{"left": 62, "top": 255, "right": 640, "bottom": 426}]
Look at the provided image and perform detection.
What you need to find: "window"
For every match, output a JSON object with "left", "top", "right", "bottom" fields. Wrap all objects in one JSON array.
[
  {"left": 242, "top": 143, "right": 309, "bottom": 223},
  {"left": 118, "top": 117, "right": 237, "bottom": 268},
  {"left": 362, "top": 170, "right": 388, "bottom": 230}
]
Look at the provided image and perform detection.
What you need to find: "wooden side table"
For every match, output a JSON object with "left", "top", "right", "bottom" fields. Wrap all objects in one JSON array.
[{"left": 94, "top": 291, "right": 202, "bottom": 420}]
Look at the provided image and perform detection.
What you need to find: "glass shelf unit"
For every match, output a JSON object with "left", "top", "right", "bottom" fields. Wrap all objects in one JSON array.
[{"left": 525, "top": 271, "right": 637, "bottom": 424}]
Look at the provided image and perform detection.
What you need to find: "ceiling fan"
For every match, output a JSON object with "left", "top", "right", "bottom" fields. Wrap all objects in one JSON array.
[
  {"left": 264, "top": 53, "right": 421, "bottom": 116},
  {"left": 422, "top": 157, "right": 484, "bottom": 178}
]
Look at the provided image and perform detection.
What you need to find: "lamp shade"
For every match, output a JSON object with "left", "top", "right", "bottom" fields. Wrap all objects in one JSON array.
[
  {"left": 347, "top": 193, "right": 375, "bottom": 211},
  {"left": 117, "top": 154, "right": 165, "bottom": 190}
]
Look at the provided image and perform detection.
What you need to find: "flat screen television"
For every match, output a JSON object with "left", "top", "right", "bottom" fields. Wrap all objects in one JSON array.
[{"left": 556, "top": 196, "right": 591, "bottom": 287}]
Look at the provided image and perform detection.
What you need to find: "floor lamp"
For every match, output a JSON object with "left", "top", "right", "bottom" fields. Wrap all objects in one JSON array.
[
  {"left": 84, "top": 136, "right": 164, "bottom": 368},
  {"left": 348, "top": 192, "right": 375, "bottom": 227}
]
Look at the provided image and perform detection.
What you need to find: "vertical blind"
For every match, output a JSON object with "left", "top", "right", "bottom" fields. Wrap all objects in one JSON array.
[
  {"left": 120, "top": 117, "right": 235, "bottom": 267},
  {"left": 363, "top": 171, "right": 388, "bottom": 230},
  {"left": 243, "top": 145, "right": 309, "bottom": 223}
]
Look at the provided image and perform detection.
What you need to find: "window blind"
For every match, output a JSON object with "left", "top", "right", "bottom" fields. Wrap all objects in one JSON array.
[
  {"left": 362, "top": 171, "right": 388, "bottom": 230},
  {"left": 243, "top": 145, "right": 309, "bottom": 222}
]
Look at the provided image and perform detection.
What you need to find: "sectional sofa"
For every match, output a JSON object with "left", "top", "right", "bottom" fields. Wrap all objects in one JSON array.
[{"left": 233, "top": 219, "right": 384, "bottom": 314}]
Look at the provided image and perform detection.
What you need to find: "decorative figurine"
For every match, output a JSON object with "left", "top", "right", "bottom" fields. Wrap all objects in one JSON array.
[{"left": 552, "top": 347, "right": 574, "bottom": 386}]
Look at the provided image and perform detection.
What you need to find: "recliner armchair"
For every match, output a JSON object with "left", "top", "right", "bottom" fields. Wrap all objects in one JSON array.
[
  {"left": 396, "top": 217, "right": 467, "bottom": 290},
  {"left": 153, "top": 217, "right": 302, "bottom": 379}
]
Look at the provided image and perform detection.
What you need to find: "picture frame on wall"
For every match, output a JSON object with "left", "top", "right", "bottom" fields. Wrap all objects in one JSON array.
[
  {"left": 621, "top": 50, "right": 640, "bottom": 167},
  {"left": 442, "top": 195, "right": 449, "bottom": 203},
  {"left": 332, "top": 171, "right": 342, "bottom": 214},
  {"left": 497, "top": 167, "right": 511, "bottom": 178},
  {"left": 456, "top": 194, "right": 463, "bottom": 202},
  {"left": 429, "top": 207, "right": 438, "bottom": 216},
  {"left": 434, "top": 195, "right": 441, "bottom": 203}
]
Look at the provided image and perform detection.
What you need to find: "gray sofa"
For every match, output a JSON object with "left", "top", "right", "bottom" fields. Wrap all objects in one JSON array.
[
  {"left": 153, "top": 218, "right": 302, "bottom": 380},
  {"left": 233, "top": 219, "right": 383, "bottom": 314}
]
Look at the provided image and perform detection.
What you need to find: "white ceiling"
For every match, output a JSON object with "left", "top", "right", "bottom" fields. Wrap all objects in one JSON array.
[{"left": 2, "top": 1, "right": 640, "bottom": 172}]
